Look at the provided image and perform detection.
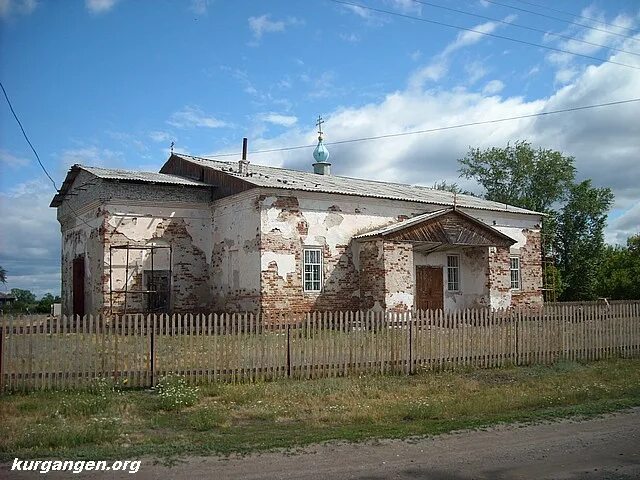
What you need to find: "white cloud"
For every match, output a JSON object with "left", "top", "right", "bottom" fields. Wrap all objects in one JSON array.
[
  {"left": 408, "top": 61, "right": 448, "bottom": 89},
  {"left": 214, "top": 38, "right": 640, "bottom": 245},
  {"left": 167, "top": 106, "right": 228, "bottom": 129},
  {"left": 0, "top": 180, "right": 61, "bottom": 296},
  {"left": 0, "top": 0, "right": 36, "bottom": 18},
  {"left": 258, "top": 113, "right": 298, "bottom": 127},
  {"left": 339, "top": 32, "right": 360, "bottom": 43},
  {"left": 482, "top": 79, "right": 504, "bottom": 95},
  {"left": 85, "top": 0, "right": 119, "bottom": 14},
  {"left": 149, "top": 131, "right": 172, "bottom": 143},
  {"left": 386, "top": 0, "right": 421, "bottom": 15},
  {"left": 0, "top": 149, "right": 29, "bottom": 167},
  {"left": 409, "top": 49, "right": 422, "bottom": 61},
  {"left": 248, "top": 14, "right": 302, "bottom": 40},
  {"left": 441, "top": 16, "right": 516, "bottom": 57},
  {"left": 189, "top": 0, "right": 212, "bottom": 15},
  {"left": 57, "top": 146, "right": 125, "bottom": 172}
]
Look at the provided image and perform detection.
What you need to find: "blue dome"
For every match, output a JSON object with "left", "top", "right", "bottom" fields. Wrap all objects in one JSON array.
[{"left": 313, "top": 139, "right": 330, "bottom": 163}]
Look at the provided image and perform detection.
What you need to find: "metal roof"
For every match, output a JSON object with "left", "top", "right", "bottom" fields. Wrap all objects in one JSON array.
[
  {"left": 50, "top": 164, "right": 210, "bottom": 207},
  {"left": 79, "top": 165, "right": 210, "bottom": 186},
  {"left": 175, "top": 154, "right": 542, "bottom": 216}
]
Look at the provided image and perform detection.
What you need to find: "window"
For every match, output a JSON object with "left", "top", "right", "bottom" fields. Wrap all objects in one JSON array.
[
  {"left": 303, "top": 248, "right": 323, "bottom": 292},
  {"left": 447, "top": 254, "right": 460, "bottom": 292},
  {"left": 510, "top": 256, "right": 521, "bottom": 290}
]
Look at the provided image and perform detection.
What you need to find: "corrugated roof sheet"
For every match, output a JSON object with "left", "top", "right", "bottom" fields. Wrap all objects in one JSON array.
[
  {"left": 80, "top": 165, "right": 210, "bottom": 186},
  {"left": 50, "top": 164, "right": 210, "bottom": 207},
  {"left": 175, "top": 154, "right": 542, "bottom": 215}
]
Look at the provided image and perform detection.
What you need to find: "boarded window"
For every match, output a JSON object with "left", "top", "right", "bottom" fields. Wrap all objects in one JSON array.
[
  {"left": 303, "top": 248, "right": 323, "bottom": 292},
  {"left": 510, "top": 256, "right": 521, "bottom": 290},
  {"left": 145, "top": 270, "right": 170, "bottom": 313},
  {"left": 447, "top": 254, "right": 460, "bottom": 292}
]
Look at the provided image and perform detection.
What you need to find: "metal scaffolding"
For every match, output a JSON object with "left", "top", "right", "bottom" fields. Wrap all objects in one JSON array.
[{"left": 108, "top": 244, "right": 173, "bottom": 315}]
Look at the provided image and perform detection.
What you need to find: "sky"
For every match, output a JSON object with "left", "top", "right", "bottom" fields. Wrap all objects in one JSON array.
[{"left": 0, "top": 0, "right": 639, "bottom": 296}]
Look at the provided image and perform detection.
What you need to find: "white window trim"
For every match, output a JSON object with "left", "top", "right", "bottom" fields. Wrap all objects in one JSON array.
[
  {"left": 303, "top": 247, "right": 323, "bottom": 293},
  {"left": 446, "top": 254, "right": 461, "bottom": 293},
  {"left": 510, "top": 255, "right": 521, "bottom": 291}
]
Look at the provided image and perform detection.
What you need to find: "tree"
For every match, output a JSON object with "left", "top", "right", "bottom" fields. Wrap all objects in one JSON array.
[
  {"left": 0, "top": 265, "right": 6, "bottom": 284},
  {"left": 458, "top": 141, "right": 576, "bottom": 212},
  {"left": 458, "top": 142, "right": 615, "bottom": 301},
  {"left": 432, "top": 181, "right": 475, "bottom": 196},
  {"left": 554, "top": 180, "right": 614, "bottom": 300},
  {"left": 9, "top": 288, "right": 37, "bottom": 312},
  {"left": 36, "top": 293, "right": 61, "bottom": 314},
  {"left": 596, "top": 234, "right": 640, "bottom": 300}
]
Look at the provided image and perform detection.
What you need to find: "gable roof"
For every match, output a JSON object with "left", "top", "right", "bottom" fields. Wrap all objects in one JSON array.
[
  {"left": 170, "top": 153, "right": 542, "bottom": 216},
  {"left": 50, "top": 164, "right": 210, "bottom": 207},
  {"left": 354, "top": 208, "right": 516, "bottom": 248}
]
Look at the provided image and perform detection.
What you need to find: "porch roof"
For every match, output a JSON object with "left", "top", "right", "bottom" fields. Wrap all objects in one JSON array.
[{"left": 353, "top": 208, "right": 516, "bottom": 248}]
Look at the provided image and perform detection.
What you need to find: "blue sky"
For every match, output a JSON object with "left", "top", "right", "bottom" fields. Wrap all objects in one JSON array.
[{"left": 1, "top": 0, "right": 639, "bottom": 296}]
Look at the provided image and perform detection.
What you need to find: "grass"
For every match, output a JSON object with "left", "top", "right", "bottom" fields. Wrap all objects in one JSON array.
[{"left": 1, "top": 357, "right": 639, "bottom": 461}]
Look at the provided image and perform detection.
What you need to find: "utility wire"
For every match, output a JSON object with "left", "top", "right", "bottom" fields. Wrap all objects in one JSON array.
[
  {"left": 511, "top": 0, "right": 640, "bottom": 35},
  {"left": 328, "top": 0, "right": 640, "bottom": 70},
  {"left": 480, "top": 0, "right": 640, "bottom": 43},
  {"left": 0, "top": 80, "right": 94, "bottom": 229},
  {"left": 201, "top": 98, "right": 640, "bottom": 159},
  {"left": 409, "top": 0, "right": 640, "bottom": 58},
  {"left": 1, "top": 81, "right": 58, "bottom": 189}
]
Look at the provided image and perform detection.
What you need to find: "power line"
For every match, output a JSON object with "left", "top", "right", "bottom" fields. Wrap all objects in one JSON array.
[
  {"left": 409, "top": 0, "right": 640, "bottom": 58},
  {"left": 201, "top": 98, "right": 640, "bottom": 159},
  {"left": 1, "top": 81, "right": 58, "bottom": 189},
  {"left": 480, "top": 0, "right": 640, "bottom": 43},
  {"left": 328, "top": 0, "right": 640, "bottom": 70},
  {"left": 0, "top": 80, "right": 94, "bottom": 229},
  {"left": 510, "top": 0, "right": 640, "bottom": 35}
]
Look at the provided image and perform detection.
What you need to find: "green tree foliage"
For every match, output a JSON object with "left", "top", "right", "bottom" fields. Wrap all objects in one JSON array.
[
  {"left": 4, "top": 289, "right": 61, "bottom": 314},
  {"left": 597, "top": 234, "right": 640, "bottom": 300},
  {"left": 0, "top": 265, "right": 6, "bottom": 284},
  {"left": 556, "top": 180, "right": 614, "bottom": 300},
  {"left": 432, "top": 181, "right": 475, "bottom": 196},
  {"left": 458, "top": 142, "right": 615, "bottom": 301},
  {"left": 458, "top": 141, "right": 576, "bottom": 212}
]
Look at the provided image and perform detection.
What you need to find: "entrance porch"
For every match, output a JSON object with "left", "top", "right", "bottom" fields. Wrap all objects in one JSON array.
[{"left": 355, "top": 208, "right": 516, "bottom": 312}]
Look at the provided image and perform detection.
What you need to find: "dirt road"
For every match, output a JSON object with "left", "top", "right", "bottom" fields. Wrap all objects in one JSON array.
[{"left": 4, "top": 409, "right": 640, "bottom": 479}]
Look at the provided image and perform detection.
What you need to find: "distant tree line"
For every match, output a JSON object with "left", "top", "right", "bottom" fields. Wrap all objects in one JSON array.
[{"left": 0, "top": 266, "right": 61, "bottom": 314}]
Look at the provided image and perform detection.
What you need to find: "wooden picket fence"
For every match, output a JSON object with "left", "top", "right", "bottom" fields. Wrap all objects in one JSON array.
[{"left": 1, "top": 302, "right": 639, "bottom": 391}]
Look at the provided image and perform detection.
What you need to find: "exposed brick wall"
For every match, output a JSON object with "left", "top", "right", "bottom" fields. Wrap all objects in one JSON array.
[
  {"left": 259, "top": 195, "right": 360, "bottom": 313},
  {"left": 511, "top": 229, "right": 543, "bottom": 307},
  {"left": 487, "top": 246, "right": 512, "bottom": 309},
  {"left": 102, "top": 215, "right": 211, "bottom": 314},
  {"left": 383, "top": 241, "right": 414, "bottom": 312},
  {"left": 359, "top": 240, "right": 385, "bottom": 310}
]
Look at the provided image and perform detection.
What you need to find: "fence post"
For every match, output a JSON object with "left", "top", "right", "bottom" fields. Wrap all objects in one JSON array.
[
  {"left": 149, "top": 314, "right": 156, "bottom": 387},
  {"left": 286, "top": 323, "right": 291, "bottom": 378},
  {"left": 0, "top": 316, "right": 4, "bottom": 392},
  {"left": 408, "top": 311, "right": 413, "bottom": 375}
]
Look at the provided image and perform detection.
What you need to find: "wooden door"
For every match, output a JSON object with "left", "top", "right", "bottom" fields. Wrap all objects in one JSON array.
[
  {"left": 416, "top": 266, "right": 444, "bottom": 311},
  {"left": 72, "top": 256, "right": 85, "bottom": 318}
]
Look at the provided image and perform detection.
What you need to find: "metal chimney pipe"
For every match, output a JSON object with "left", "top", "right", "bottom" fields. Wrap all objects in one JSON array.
[{"left": 239, "top": 137, "right": 249, "bottom": 175}]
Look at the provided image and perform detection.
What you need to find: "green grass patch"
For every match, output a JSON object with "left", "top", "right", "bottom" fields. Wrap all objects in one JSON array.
[{"left": 1, "top": 357, "right": 639, "bottom": 461}]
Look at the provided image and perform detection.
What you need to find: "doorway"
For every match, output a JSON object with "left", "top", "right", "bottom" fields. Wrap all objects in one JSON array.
[
  {"left": 415, "top": 265, "right": 444, "bottom": 311},
  {"left": 72, "top": 256, "right": 85, "bottom": 318}
]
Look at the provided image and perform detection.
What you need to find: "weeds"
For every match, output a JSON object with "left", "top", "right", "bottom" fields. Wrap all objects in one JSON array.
[{"left": 0, "top": 358, "right": 639, "bottom": 460}]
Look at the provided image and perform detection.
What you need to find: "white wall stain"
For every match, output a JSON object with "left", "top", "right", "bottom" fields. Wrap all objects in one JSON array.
[{"left": 261, "top": 252, "right": 296, "bottom": 278}]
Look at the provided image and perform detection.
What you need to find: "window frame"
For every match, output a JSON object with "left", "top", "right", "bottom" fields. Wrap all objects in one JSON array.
[
  {"left": 510, "top": 255, "right": 521, "bottom": 291},
  {"left": 303, "top": 247, "right": 323, "bottom": 293},
  {"left": 446, "top": 254, "right": 461, "bottom": 292}
]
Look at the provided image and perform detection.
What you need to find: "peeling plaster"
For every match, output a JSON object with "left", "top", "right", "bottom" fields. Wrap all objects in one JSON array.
[
  {"left": 108, "top": 216, "right": 163, "bottom": 242},
  {"left": 261, "top": 252, "right": 296, "bottom": 278}
]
